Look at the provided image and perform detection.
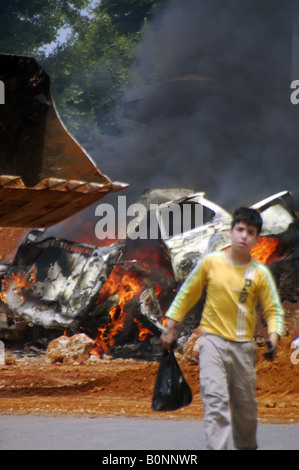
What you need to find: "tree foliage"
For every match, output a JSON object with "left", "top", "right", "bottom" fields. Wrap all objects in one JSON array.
[
  {"left": 0, "top": 0, "right": 89, "bottom": 55},
  {"left": 100, "top": 0, "right": 165, "bottom": 34},
  {"left": 0, "top": 0, "right": 168, "bottom": 139},
  {"left": 44, "top": 13, "right": 138, "bottom": 138}
]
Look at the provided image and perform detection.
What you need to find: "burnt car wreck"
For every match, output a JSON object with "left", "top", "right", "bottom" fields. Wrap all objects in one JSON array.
[
  {"left": 1, "top": 54, "right": 299, "bottom": 357},
  {"left": 0, "top": 188, "right": 298, "bottom": 356}
]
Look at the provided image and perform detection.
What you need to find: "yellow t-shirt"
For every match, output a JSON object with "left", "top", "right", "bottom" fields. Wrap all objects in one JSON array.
[{"left": 165, "top": 251, "right": 284, "bottom": 342}]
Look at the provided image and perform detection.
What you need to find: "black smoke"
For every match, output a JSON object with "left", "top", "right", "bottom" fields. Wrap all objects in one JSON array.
[
  {"left": 49, "top": 0, "right": 299, "bottom": 241},
  {"left": 86, "top": 0, "right": 299, "bottom": 211}
]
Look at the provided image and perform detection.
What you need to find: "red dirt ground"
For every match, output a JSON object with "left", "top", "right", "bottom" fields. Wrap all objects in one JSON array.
[{"left": 0, "top": 227, "right": 298, "bottom": 424}]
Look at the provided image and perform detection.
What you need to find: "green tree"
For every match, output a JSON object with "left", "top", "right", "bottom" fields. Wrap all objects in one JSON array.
[
  {"left": 100, "top": 0, "right": 167, "bottom": 34},
  {"left": 0, "top": 0, "right": 89, "bottom": 55},
  {"left": 43, "top": 12, "right": 139, "bottom": 138},
  {"left": 0, "top": 0, "right": 169, "bottom": 139}
]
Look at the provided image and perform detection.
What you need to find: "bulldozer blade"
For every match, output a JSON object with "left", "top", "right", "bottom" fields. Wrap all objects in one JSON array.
[{"left": 0, "top": 54, "right": 127, "bottom": 227}]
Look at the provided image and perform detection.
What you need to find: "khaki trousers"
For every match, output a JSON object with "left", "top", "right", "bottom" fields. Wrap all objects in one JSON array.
[{"left": 199, "top": 333, "right": 258, "bottom": 450}]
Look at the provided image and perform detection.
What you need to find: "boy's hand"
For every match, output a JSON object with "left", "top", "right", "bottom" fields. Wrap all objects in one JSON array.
[
  {"left": 263, "top": 341, "right": 277, "bottom": 361},
  {"left": 263, "top": 332, "right": 279, "bottom": 361},
  {"left": 161, "top": 319, "right": 178, "bottom": 351}
]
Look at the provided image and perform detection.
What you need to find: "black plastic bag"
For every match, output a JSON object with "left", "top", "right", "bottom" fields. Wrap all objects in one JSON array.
[{"left": 152, "top": 349, "right": 192, "bottom": 411}]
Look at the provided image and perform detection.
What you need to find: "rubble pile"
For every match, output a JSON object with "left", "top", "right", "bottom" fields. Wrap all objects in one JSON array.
[{"left": 46, "top": 334, "right": 96, "bottom": 364}]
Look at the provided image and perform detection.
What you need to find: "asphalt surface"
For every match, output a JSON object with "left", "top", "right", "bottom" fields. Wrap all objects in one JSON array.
[{"left": 0, "top": 414, "right": 298, "bottom": 451}]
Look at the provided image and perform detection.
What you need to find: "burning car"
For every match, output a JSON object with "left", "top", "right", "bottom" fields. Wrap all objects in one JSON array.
[{"left": 0, "top": 188, "right": 298, "bottom": 354}]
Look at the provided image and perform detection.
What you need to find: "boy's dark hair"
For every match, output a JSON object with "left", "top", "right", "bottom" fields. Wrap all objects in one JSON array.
[{"left": 232, "top": 207, "right": 263, "bottom": 235}]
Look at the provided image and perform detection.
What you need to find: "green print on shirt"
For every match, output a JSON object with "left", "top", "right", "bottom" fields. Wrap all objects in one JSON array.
[{"left": 239, "top": 279, "right": 252, "bottom": 304}]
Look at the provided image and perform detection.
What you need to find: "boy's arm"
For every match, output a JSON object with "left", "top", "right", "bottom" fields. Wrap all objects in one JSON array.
[
  {"left": 161, "top": 257, "right": 208, "bottom": 350},
  {"left": 268, "top": 332, "right": 280, "bottom": 347},
  {"left": 258, "top": 266, "right": 284, "bottom": 360}
]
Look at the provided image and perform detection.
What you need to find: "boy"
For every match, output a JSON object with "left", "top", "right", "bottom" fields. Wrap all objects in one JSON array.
[{"left": 161, "top": 207, "right": 284, "bottom": 450}]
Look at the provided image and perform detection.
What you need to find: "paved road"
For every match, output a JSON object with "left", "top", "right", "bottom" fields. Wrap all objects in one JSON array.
[{"left": 0, "top": 414, "right": 298, "bottom": 450}]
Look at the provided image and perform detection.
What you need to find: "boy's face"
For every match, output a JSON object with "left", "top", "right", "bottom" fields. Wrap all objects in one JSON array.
[{"left": 230, "top": 221, "right": 259, "bottom": 254}]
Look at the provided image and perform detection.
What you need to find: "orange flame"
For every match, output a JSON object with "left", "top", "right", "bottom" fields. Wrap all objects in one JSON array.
[
  {"left": 1, "top": 268, "right": 36, "bottom": 303},
  {"left": 91, "top": 267, "right": 151, "bottom": 355},
  {"left": 91, "top": 243, "right": 174, "bottom": 356},
  {"left": 250, "top": 236, "right": 279, "bottom": 264}
]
